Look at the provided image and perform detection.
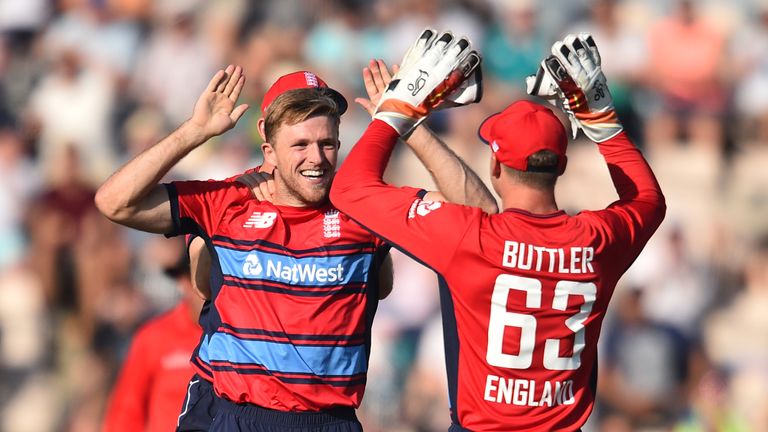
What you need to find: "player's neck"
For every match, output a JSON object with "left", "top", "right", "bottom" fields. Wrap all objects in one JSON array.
[{"left": 500, "top": 187, "right": 559, "bottom": 215}]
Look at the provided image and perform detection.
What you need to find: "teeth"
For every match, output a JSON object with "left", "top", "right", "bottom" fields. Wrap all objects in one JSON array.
[{"left": 301, "top": 169, "right": 324, "bottom": 177}]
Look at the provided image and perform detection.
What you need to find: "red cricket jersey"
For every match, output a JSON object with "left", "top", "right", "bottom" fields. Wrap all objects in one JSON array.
[
  {"left": 164, "top": 179, "right": 389, "bottom": 411},
  {"left": 330, "top": 120, "right": 666, "bottom": 431},
  {"left": 102, "top": 302, "right": 201, "bottom": 432}
]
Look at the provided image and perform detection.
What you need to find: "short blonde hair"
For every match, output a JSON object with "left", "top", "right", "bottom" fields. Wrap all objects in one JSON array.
[{"left": 263, "top": 88, "right": 341, "bottom": 143}]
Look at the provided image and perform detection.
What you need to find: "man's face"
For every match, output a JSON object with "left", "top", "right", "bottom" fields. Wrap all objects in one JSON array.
[{"left": 262, "top": 115, "right": 339, "bottom": 207}]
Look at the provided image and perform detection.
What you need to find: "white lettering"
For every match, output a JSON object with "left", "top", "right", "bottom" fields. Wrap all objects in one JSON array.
[
  {"left": 483, "top": 375, "right": 576, "bottom": 408},
  {"left": 512, "top": 379, "right": 528, "bottom": 406},
  {"left": 503, "top": 241, "right": 518, "bottom": 267},
  {"left": 583, "top": 248, "right": 594, "bottom": 273},
  {"left": 540, "top": 381, "right": 553, "bottom": 407},
  {"left": 498, "top": 375, "right": 513, "bottom": 404},
  {"left": 484, "top": 375, "right": 498, "bottom": 402},
  {"left": 263, "top": 260, "right": 344, "bottom": 283},
  {"left": 501, "top": 241, "right": 595, "bottom": 275},
  {"left": 533, "top": 246, "right": 545, "bottom": 271},
  {"left": 570, "top": 247, "right": 581, "bottom": 274}
]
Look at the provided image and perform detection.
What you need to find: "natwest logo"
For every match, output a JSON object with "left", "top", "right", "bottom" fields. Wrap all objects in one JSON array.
[
  {"left": 242, "top": 253, "right": 344, "bottom": 284},
  {"left": 243, "top": 254, "right": 263, "bottom": 276}
]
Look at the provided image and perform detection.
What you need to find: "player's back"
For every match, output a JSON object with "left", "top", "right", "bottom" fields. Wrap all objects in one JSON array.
[{"left": 439, "top": 207, "right": 641, "bottom": 431}]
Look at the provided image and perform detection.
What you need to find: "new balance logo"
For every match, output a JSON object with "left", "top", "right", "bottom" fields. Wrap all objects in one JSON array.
[{"left": 243, "top": 212, "right": 277, "bottom": 228}]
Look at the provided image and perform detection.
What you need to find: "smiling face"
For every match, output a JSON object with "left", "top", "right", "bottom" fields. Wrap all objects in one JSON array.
[{"left": 262, "top": 115, "right": 340, "bottom": 207}]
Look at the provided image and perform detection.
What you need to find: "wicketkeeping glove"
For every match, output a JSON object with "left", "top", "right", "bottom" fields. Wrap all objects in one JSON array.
[
  {"left": 526, "top": 33, "right": 622, "bottom": 142},
  {"left": 399, "top": 28, "right": 483, "bottom": 110},
  {"left": 374, "top": 30, "right": 481, "bottom": 136}
]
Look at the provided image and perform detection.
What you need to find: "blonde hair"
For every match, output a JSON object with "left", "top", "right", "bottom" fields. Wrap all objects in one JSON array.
[{"left": 263, "top": 88, "right": 341, "bottom": 143}]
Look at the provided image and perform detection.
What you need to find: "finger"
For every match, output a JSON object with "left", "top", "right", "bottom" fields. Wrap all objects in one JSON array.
[
  {"left": 354, "top": 97, "right": 375, "bottom": 115},
  {"left": 266, "top": 177, "right": 275, "bottom": 196},
  {"left": 257, "top": 181, "right": 273, "bottom": 202},
  {"left": 223, "top": 65, "right": 242, "bottom": 96},
  {"left": 551, "top": 41, "right": 582, "bottom": 82},
  {"left": 370, "top": 59, "right": 386, "bottom": 91},
  {"left": 230, "top": 103, "right": 249, "bottom": 123},
  {"left": 235, "top": 174, "right": 255, "bottom": 188},
  {"left": 217, "top": 65, "right": 235, "bottom": 92},
  {"left": 361, "top": 66, "right": 377, "bottom": 96},
  {"left": 376, "top": 59, "right": 392, "bottom": 84},
  {"left": 579, "top": 32, "right": 601, "bottom": 66},
  {"left": 206, "top": 69, "right": 227, "bottom": 93},
  {"left": 251, "top": 184, "right": 266, "bottom": 201},
  {"left": 392, "top": 64, "right": 400, "bottom": 75},
  {"left": 230, "top": 75, "right": 246, "bottom": 102}
]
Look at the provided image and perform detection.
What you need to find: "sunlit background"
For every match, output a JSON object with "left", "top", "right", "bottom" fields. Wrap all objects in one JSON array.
[{"left": 1, "top": 0, "right": 767, "bottom": 431}]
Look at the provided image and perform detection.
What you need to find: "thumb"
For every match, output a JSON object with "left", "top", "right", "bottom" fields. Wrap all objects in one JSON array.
[{"left": 354, "top": 97, "right": 375, "bottom": 116}]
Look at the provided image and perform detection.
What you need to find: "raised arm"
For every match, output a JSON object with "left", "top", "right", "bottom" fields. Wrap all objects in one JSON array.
[
  {"left": 357, "top": 59, "right": 497, "bottom": 213},
  {"left": 529, "top": 34, "right": 665, "bottom": 244},
  {"left": 94, "top": 65, "right": 249, "bottom": 233}
]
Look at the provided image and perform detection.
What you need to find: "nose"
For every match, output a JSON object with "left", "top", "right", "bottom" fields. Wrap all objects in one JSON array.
[{"left": 306, "top": 143, "right": 326, "bottom": 164}]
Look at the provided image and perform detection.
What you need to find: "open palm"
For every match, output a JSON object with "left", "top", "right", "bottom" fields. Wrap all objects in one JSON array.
[
  {"left": 190, "top": 64, "right": 249, "bottom": 139},
  {"left": 356, "top": 60, "right": 399, "bottom": 116}
]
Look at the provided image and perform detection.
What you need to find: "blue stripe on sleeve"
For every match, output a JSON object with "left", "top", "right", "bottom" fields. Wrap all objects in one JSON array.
[{"left": 208, "top": 333, "right": 367, "bottom": 376}]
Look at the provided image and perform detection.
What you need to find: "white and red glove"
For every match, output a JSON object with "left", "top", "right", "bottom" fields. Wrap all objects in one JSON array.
[
  {"left": 374, "top": 30, "right": 481, "bottom": 136},
  {"left": 526, "top": 33, "right": 622, "bottom": 142}
]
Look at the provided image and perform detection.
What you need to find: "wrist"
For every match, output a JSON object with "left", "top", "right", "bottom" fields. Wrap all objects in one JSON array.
[{"left": 177, "top": 121, "right": 212, "bottom": 148}]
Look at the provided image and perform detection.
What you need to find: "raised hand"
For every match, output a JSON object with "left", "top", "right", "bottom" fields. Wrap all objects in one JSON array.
[
  {"left": 189, "top": 65, "right": 249, "bottom": 140},
  {"left": 355, "top": 59, "right": 399, "bottom": 116},
  {"left": 374, "top": 31, "right": 480, "bottom": 136},
  {"left": 527, "top": 34, "right": 622, "bottom": 142}
]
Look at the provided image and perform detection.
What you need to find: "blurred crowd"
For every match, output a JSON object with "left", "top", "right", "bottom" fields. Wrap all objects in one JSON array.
[{"left": 1, "top": 0, "right": 767, "bottom": 431}]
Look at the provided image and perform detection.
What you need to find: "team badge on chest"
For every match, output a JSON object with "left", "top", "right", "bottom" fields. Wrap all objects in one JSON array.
[{"left": 323, "top": 210, "right": 341, "bottom": 238}]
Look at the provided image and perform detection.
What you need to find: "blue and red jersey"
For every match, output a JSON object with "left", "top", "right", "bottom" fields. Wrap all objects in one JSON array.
[
  {"left": 330, "top": 121, "right": 666, "bottom": 431},
  {"left": 164, "top": 178, "right": 389, "bottom": 411}
]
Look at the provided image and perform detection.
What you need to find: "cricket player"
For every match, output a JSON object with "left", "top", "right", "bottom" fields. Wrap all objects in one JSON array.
[
  {"left": 95, "top": 30, "right": 492, "bottom": 431},
  {"left": 102, "top": 238, "right": 203, "bottom": 432},
  {"left": 331, "top": 33, "right": 666, "bottom": 431}
]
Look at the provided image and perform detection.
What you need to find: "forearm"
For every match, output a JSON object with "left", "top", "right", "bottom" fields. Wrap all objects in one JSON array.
[
  {"left": 597, "top": 131, "right": 666, "bottom": 231},
  {"left": 406, "top": 126, "right": 498, "bottom": 213},
  {"left": 597, "top": 132, "right": 664, "bottom": 205},
  {"left": 95, "top": 121, "right": 208, "bottom": 233}
]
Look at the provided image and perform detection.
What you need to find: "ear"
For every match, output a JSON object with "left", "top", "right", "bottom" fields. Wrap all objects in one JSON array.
[
  {"left": 490, "top": 154, "right": 502, "bottom": 179},
  {"left": 257, "top": 118, "right": 267, "bottom": 141},
  {"left": 262, "top": 142, "right": 277, "bottom": 167}
]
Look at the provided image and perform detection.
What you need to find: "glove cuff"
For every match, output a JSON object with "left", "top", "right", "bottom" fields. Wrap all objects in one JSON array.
[
  {"left": 575, "top": 108, "right": 623, "bottom": 142},
  {"left": 373, "top": 112, "right": 417, "bottom": 136}
]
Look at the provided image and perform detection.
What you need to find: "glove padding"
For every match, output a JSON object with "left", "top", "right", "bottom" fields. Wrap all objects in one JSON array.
[
  {"left": 399, "top": 28, "right": 483, "bottom": 110},
  {"left": 526, "top": 33, "right": 622, "bottom": 142},
  {"left": 374, "top": 30, "right": 481, "bottom": 136}
]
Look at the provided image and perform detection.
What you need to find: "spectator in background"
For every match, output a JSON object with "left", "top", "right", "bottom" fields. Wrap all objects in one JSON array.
[
  {"left": 25, "top": 45, "right": 117, "bottom": 184},
  {"left": 131, "top": 7, "right": 216, "bottom": 126},
  {"left": 483, "top": 0, "right": 549, "bottom": 96},
  {"left": 627, "top": 226, "right": 716, "bottom": 340},
  {"left": 102, "top": 237, "right": 203, "bottom": 432},
  {"left": 729, "top": 3, "right": 768, "bottom": 145},
  {"left": 569, "top": 0, "right": 648, "bottom": 146},
  {"left": 598, "top": 285, "right": 690, "bottom": 429},
  {"left": 644, "top": 0, "right": 727, "bottom": 151}
]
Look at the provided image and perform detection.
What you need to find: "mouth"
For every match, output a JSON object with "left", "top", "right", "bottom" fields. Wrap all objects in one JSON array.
[{"left": 300, "top": 168, "right": 329, "bottom": 182}]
